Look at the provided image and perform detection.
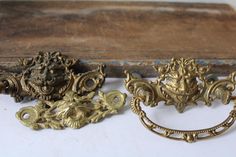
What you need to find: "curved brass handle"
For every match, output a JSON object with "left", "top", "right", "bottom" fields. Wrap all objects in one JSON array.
[
  {"left": 125, "top": 58, "right": 236, "bottom": 142},
  {"left": 131, "top": 97, "right": 236, "bottom": 143}
]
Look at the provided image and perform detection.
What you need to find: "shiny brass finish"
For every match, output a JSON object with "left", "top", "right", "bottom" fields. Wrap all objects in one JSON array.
[
  {"left": 0, "top": 52, "right": 126, "bottom": 130},
  {"left": 16, "top": 90, "right": 126, "bottom": 130},
  {"left": 125, "top": 58, "right": 236, "bottom": 142}
]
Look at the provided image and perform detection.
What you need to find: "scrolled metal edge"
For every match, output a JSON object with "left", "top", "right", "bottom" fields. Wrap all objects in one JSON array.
[
  {"left": 124, "top": 58, "right": 236, "bottom": 142},
  {"left": 16, "top": 90, "right": 126, "bottom": 130},
  {"left": 124, "top": 70, "right": 160, "bottom": 107},
  {"left": 0, "top": 52, "right": 106, "bottom": 102},
  {"left": 72, "top": 64, "right": 105, "bottom": 95}
]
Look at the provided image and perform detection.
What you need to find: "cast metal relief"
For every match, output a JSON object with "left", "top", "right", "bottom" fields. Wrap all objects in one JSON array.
[
  {"left": 125, "top": 58, "right": 236, "bottom": 142},
  {"left": 0, "top": 52, "right": 126, "bottom": 129},
  {"left": 0, "top": 52, "right": 105, "bottom": 102},
  {"left": 2, "top": 54, "right": 236, "bottom": 142},
  {"left": 16, "top": 90, "right": 126, "bottom": 130}
]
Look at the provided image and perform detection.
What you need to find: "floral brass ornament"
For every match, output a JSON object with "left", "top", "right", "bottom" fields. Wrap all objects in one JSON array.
[
  {"left": 0, "top": 51, "right": 126, "bottom": 130},
  {"left": 16, "top": 90, "right": 126, "bottom": 130},
  {"left": 0, "top": 51, "right": 105, "bottom": 101},
  {"left": 125, "top": 58, "right": 236, "bottom": 142}
]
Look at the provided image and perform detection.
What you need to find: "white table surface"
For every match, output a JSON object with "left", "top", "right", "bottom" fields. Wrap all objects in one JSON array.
[{"left": 0, "top": 78, "right": 235, "bottom": 157}]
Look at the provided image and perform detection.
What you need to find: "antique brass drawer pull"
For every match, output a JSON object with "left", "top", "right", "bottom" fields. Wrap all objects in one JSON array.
[
  {"left": 0, "top": 52, "right": 126, "bottom": 129},
  {"left": 1, "top": 53, "right": 236, "bottom": 142},
  {"left": 124, "top": 58, "right": 236, "bottom": 142}
]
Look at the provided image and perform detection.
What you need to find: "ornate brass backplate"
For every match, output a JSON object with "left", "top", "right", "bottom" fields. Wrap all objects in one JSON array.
[
  {"left": 125, "top": 58, "right": 236, "bottom": 142},
  {"left": 16, "top": 90, "right": 126, "bottom": 130},
  {"left": 0, "top": 52, "right": 126, "bottom": 129},
  {"left": 0, "top": 51, "right": 106, "bottom": 102}
]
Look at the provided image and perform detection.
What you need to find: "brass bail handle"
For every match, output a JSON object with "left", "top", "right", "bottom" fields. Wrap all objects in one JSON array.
[{"left": 125, "top": 58, "right": 236, "bottom": 143}]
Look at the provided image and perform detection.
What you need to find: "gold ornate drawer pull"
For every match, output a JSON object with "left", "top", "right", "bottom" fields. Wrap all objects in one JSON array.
[
  {"left": 0, "top": 51, "right": 126, "bottom": 129},
  {"left": 124, "top": 58, "right": 236, "bottom": 142}
]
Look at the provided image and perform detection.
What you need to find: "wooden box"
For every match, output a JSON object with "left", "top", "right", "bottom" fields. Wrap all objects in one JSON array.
[{"left": 0, "top": 1, "right": 236, "bottom": 77}]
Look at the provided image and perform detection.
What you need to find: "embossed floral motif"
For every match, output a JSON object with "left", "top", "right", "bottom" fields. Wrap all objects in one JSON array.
[
  {"left": 0, "top": 51, "right": 105, "bottom": 101},
  {"left": 16, "top": 90, "right": 127, "bottom": 130},
  {"left": 125, "top": 58, "right": 236, "bottom": 142},
  {"left": 125, "top": 58, "right": 236, "bottom": 113}
]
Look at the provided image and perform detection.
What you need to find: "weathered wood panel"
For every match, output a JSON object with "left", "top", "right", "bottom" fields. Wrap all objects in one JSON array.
[{"left": 0, "top": 1, "right": 236, "bottom": 77}]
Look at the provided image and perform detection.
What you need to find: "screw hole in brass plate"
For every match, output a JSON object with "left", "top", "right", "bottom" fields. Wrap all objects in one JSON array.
[{"left": 0, "top": 52, "right": 126, "bottom": 130}]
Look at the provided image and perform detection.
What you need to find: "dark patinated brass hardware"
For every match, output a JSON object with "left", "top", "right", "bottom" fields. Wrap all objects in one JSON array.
[
  {"left": 124, "top": 58, "right": 236, "bottom": 142},
  {"left": 0, "top": 51, "right": 126, "bottom": 129},
  {"left": 0, "top": 51, "right": 105, "bottom": 102}
]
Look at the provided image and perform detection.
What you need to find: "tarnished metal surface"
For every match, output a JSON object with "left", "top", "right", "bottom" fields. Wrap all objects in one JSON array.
[
  {"left": 0, "top": 52, "right": 126, "bottom": 130},
  {"left": 125, "top": 58, "right": 236, "bottom": 142}
]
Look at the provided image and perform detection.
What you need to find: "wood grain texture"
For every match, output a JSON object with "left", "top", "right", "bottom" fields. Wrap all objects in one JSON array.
[{"left": 0, "top": 1, "right": 236, "bottom": 77}]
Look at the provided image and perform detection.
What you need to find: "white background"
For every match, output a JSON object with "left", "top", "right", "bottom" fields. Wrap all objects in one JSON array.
[
  {"left": 0, "top": 78, "right": 236, "bottom": 157},
  {"left": 0, "top": 0, "right": 236, "bottom": 157}
]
